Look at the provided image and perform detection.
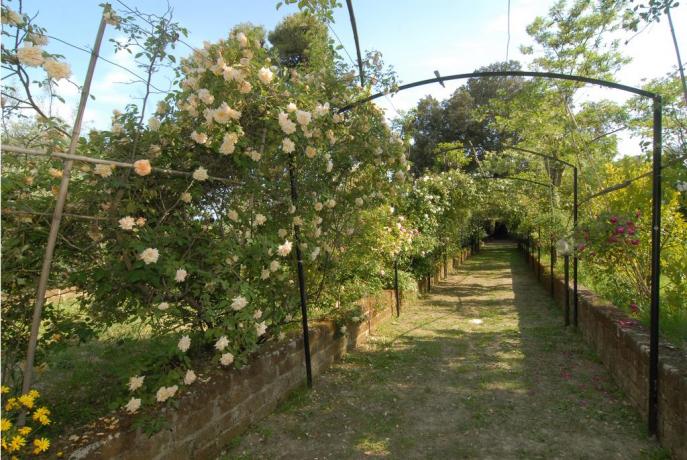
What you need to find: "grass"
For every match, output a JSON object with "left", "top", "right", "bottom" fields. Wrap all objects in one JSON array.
[{"left": 219, "top": 242, "right": 666, "bottom": 459}]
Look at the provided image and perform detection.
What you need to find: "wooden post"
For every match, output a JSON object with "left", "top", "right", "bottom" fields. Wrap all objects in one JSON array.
[{"left": 21, "top": 14, "right": 108, "bottom": 401}]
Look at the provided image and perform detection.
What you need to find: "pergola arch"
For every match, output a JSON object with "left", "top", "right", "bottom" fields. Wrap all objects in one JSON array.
[{"left": 341, "top": 70, "right": 663, "bottom": 435}]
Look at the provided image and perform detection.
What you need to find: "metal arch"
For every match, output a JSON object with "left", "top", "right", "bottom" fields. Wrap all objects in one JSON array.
[
  {"left": 338, "top": 70, "right": 657, "bottom": 112},
  {"left": 339, "top": 70, "right": 662, "bottom": 437}
]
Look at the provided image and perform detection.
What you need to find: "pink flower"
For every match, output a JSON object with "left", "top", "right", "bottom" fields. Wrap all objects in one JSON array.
[
  {"left": 630, "top": 239, "right": 640, "bottom": 246},
  {"left": 610, "top": 216, "right": 618, "bottom": 224},
  {"left": 615, "top": 226, "right": 625, "bottom": 234},
  {"left": 608, "top": 235, "right": 618, "bottom": 243},
  {"left": 635, "top": 210, "right": 641, "bottom": 218},
  {"left": 577, "top": 243, "right": 586, "bottom": 252},
  {"left": 630, "top": 303, "right": 639, "bottom": 314},
  {"left": 626, "top": 226, "right": 636, "bottom": 235}
]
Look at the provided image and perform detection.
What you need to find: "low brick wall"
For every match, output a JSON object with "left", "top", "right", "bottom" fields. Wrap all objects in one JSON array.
[
  {"left": 63, "top": 291, "right": 398, "bottom": 460},
  {"left": 520, "top": 246, "right": 687, "bottom": 459},
  {"left": 419, "top": 246, "right": 476, "bottom": 294}
]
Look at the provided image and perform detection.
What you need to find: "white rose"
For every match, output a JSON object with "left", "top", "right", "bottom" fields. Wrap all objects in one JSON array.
[
  {"left": 139, "top": 248, "right": 159, "bottom": 264},
  {"left": 175, "top": 268, "right": 188, "bottom": 282},
  {"left": 193, "top": 167, "right": 209, "bottom": 181}
]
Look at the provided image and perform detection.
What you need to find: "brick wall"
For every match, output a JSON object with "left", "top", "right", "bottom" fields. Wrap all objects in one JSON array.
[
  {"left": 521, "top": 247, "right": 687, "bottom": 460},
  {"left": 63, "top": 291, "right": 398, "bottom": 460}
]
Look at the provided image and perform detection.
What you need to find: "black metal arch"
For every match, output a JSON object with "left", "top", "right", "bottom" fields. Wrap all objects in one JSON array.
[{"left": 339, "top": 70, "right": 663, "bottom": 436}]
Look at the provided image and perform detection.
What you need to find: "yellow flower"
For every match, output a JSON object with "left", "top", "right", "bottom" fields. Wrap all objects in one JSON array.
[
  {"left": 1, "top": 418, "right": 12, "bottom": 431},
  {"left": 9, "top": 435, "right": 26, "bottom": 452},
  {"left": 18, "top": 426, "right": 32, "bottom": 436},
  {"left": 28, "top": 389, "right": 40, "bottom": 399},
  {"left": 19, "top": 393, "right": 35, "bottom": 409},
  {"left": 2, "top": 438, "right": 8, "bottom": 450},
  {"left": 5, "top": 398, "right": 19, "bottom": 411},
  {"left": 32, "top": 407, "right": 51, "bottom": 426},
  {"left": 33, "top": 437, "right": 50, "bottom": 454},
  {"left": 1, "top": 385, "right": 10, "bottom": 394}
]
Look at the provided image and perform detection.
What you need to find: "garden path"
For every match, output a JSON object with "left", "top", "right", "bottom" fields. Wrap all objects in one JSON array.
[{"left": 221, "top": 242, "right": 664, "bottom": 459}]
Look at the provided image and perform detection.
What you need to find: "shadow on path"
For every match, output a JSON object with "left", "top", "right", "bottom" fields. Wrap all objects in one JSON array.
[{"left": 220, "top": 242, "right": 664, "bottom": 459}]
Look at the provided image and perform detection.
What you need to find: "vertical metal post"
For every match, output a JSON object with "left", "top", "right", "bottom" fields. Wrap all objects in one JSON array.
[
  {"left": 288, "top": 159, "right": 313, "bottom": 388},
  {"left": 550, "top": 242, "right": 555, "bottom": 297},
  {"left": 394, "top": 258, "right": 400, "bottom": 317},
  {"left": 573, "top": 167, "right": 579, "bottom": 328},
  {"left": 21, "top": 15, "right": 108, "bottom": 399},
  {"left": 537, "top": 227, "right": 541, "bottom": 280},
  {"left": 443, "top": 249, "right": 448, "bottom": 278},
  {"left": 564, "top": 255, "right": 570, "bottom": 326},
  {"left": 648, "top": 96, "right": 662, "bottom": 436}
]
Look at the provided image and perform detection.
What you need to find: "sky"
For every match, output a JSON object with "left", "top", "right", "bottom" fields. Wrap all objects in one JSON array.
[{"left": 6, "top": 0, "right": 687, "bottom": 155}]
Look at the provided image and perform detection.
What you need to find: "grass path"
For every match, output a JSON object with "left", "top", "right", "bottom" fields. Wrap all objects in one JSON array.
[{"left": 221, "top": 242, "right": 665, "bottom": 459}]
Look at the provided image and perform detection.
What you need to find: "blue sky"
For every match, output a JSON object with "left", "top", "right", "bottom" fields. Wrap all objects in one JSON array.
[{"left": 8, "top": 0, "right": 687, "bottom": 154}]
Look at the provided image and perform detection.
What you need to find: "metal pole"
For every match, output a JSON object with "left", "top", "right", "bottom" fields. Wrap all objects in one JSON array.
[
  {"left": 648, "top": 96, "right": 662, "bottom": 436},
  {"left": 537, "top": 227, "right": 541, "bottom": 280},
  {"left": 443, "top": 249, "right": 448, "bottom": 278},
  {"left": 573, "top": 167, "right": 579, "bottom": 328},
  {"left": 394, "top": 258, "right": 400, "bottom": 317},
  {"left": 564, "top": 255, "right": 570, "bottom": 327},
  {"left": 345, "top": 0, "right": 365, "bottom": 87},
  {"left": 550, "top": 242, "right": 555, "bottom": 297},
  {"left": 21, "top": 14, "right": 108, "bottom": 399},
  {"left": 288, "top": 158, "right": 313, "bottom": 388}
]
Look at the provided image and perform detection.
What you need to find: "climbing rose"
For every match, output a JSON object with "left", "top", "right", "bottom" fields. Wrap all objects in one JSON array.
[
  {"left": 128, "top": 375, "right": 145, "bottom": 392},
  {"left": 256, "top": 321, "right": 267, "bottom": 337},
  {"left": 49, "top": 168, "right": 62, "bottom": 178},
  {"left": 220, "top": 353, "right": 234, "bottom": 366},
  {"left": 314, "top": 102, "right": 329, "bottom": 117},
  {"left": 228, "top": 209, "right": 239, "bottom": 222},
  {"left": 215, "top": 336, "right": 229, "bottom": 351},
  {"left": 197, "top": 88, "right": 214, "bottom": 105},
  {"left": 278, "top": 228, "right": 288, "bottom": 238},
  {"left": 119, "top": 216, "right": 135, "bottom": 231},
  {"left": 239, "top": 80, "right": 252, "bottom": 93},
  {"left": 213, "top": 102, "right": 241, "bottom": 124},
  {"left": 231, "top": 295, "right": 248, "bottom": 311},
  {"left": 261, "top": 269, "right": 270, "bottom": 280},
  {"left": 158, "top": 302, "right": 170, "bottom": 311},
  {"left": 270, "top": 260, "right": 281, "bottom": 272},
  {"left": 296, "top": 110, "right": 311, "bottom": 126},
  {"left": 310, "top": 247, "right": 320, "bottom": 260},
  {"left": 258, "top": 67, "right": 273, "bottom": 84},
  {"left": 43, "top": 59, "right": 71, "bottom": 80},
  {"left": 305, "top": 146, "right": 317, "bottom": 158},
  {"left": 180, "top": 192, "right": 192, "bottom": 203},
  {"left": 191, "top": 131, "right": 208, "bottom": 144},
  {"left": 355, "top": 197, "right": 364, "bottom": 207},
  {"left": 314, "top": 202, "right": 323, "bottom": 211},
  {"left": 136, "top": 217, "right": 146, "bottom": 227},
  {"left": 326, "top": 199, "right": 336, "bottom": 208},
  {"left": 236, "top": 32, "right": 248, "bottom": 48},
  {"left": 156, "top": 385, "right": 178, "bottom": 402},
  {"left": 286, "top": 102, "right": 297, "bottom": 113},
  {"left": 253, "top": 309, "right": 262, "bottom": 319},
  {"left": 16, "top": 46, "right": 44, "bottom": 66},
  {"left": 255, "top": 214, "right": 267, "bottom": 226},
  {"left": 139, "top": 248, "right": 159, "bottom": 264},
  {"left": 282, "top": 137, "right": 295, "bottom": 153},
  {"left": 178, "top": 335, "right": 191, "bottom": 352},
  {"left": 94, "top": 164, "right": 113, "bottom": 177},
  {"left": 124, "top": 398, "right": 141, "bottom": 414},
  {"left": 133, "top": 159, "right": 152, "bottom": 176},
  {"left": 148, "top": 117, "right": 161, "bottom": 131},
  {"left": 183, "top": 369, "right": 197, "bottom": 385},
  {"left": 192, "top": 167, "right": 209, "bottom": 181},
  {"left": 219, "top": 132, "right": 239, "bottom": 154},
  {"left": 175, "top": 268, "right": 188, "bottom": 282},
  {"left": 278, "top": 112, "right": 296, "bottom": 134},
  {"left": 4, "top": 8, "right": 23, "bottom": 25},
  {"left": 277, "top": 240, "right": 292, "bottom": 257}
]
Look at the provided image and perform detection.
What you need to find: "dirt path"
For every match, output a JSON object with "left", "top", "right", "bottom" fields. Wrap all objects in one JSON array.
[{"left": 221, "top": 242, "right": 665, "bottom": 459}]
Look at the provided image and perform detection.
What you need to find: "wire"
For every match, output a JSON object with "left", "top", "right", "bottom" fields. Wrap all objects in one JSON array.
[
  {"left": 506, "top": 0, "right": 511, "bottom": 62},
  {"left": 45, "top": 34, "right": 168, "bottom": 93}
]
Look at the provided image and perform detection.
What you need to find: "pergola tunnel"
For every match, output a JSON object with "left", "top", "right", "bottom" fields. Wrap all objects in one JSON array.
[{"left": 2, "top": 1, "right": 685, "bottom": 459}]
